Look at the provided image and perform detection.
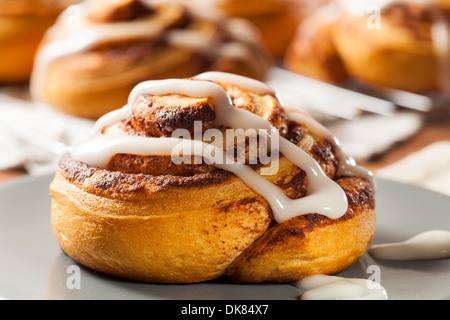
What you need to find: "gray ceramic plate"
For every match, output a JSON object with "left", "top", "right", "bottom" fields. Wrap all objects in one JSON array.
[{"left": 0, "top": 173, "right": 449, "bottom": 300}]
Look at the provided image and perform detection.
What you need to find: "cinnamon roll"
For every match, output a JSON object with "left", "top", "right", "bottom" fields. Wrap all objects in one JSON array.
[
  {"left": 49, "top": 72, "right": 376, "bottom": 283},
  {"left": 31, "top": 0, "right": 271, "bottom": 119},
  {"left": 0, "top": 0, "right": 79, "bottom": 83},
  {"left": 284, "top": 0, "right": 450, "bottom": 93}
]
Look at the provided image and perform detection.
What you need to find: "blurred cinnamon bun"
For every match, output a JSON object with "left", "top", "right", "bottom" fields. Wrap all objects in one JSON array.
[
  {"left": 31, "top": 0, "right": 271, "bottom": 119},
  {"left": 0, "top": 0, "right": 79, "bottom": 83},
  {"left": 188, "top": 0, "right": 329, "bottom": 59},
  {"left": 285, "top": 0, "right": 450, "bottom": 93}
]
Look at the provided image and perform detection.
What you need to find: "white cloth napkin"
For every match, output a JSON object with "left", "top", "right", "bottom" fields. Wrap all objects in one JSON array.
[
  {"left": 0, "top": 91, "right": 94, "bottom": 175},
  {"left": 327, "top": 112, "right": 423, "bottom": 162},
  {"left": 376, "top": 141, "right": 450, "bottom": 197}
]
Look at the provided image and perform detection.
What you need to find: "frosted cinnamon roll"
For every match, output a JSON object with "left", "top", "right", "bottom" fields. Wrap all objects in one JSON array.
[
  {"left": 0, "top": 0, "right": 79, "bottom": 83},
  {"left": 284, "top": 0, "right": 450, "bottom": 93},
  {"left": 31, "top": 0, "right": 271, "bottom": 119},
  {"left": 49, "top": 72, "right": 376, "bottom": 283}
]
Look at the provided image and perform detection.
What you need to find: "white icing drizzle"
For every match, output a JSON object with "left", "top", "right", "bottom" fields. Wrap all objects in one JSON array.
[
  {"left": 69, "top": 72, "right": 376, "bottom": 223},
  {"left": 286, "top": 111, "right": 375, "bottom": 188},
  {"left": 194, "top": 71, "right": 276, "bottom": 95},
  {"left": 30, "top": 1, "right": 262, "bottom": 103},
  {"left": 93, "top": 71, "right": 276, "bottom": 134},
  {"left": 71, "top": 133, "right": 346, "bottom": 223},
  {"left": 369, "top": 230, "right": 450, "bottom": 261},
  {"left": 294, "top": 274, "right": 388, "bottom": 300}
]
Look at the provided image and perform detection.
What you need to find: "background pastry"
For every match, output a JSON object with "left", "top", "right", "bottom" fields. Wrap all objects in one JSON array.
[
  {"left": 0, "top": 0, "right": 79, "bottom": 83},
  {"left": 285, "top": 0, "right": 450, "bottom": 93},
  {"left": 31, "top": 0, "right": 271, "bottom": 119},
  {"left": 189, "top": 0, "right": 329, "bottom": 59},
  {"left": 50, "top": 72, "right": 376, "bottom": 283}
]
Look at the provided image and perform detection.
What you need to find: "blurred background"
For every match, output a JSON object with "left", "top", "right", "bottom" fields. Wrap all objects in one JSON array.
[{"left": 0, "top": 0, "right": 449, "bottom": 196}]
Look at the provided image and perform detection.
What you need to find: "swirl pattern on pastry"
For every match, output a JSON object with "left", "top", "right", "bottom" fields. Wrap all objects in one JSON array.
[{"left": 50, "top": 72, "right": 376, "bottom": 283}]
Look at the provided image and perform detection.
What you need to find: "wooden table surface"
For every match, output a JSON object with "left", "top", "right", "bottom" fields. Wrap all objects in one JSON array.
[{"left": 0, "top": 112, "right": 449, "bottom": 184}]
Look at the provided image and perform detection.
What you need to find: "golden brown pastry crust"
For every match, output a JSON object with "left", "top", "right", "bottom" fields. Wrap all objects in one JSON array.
[
  {"left": 0, "top": 0, "right": 79, "bottom": 83},
  {"left": 285, "top": 1, "right": 449, "bottom": 93},
  {"left": 34, "top": 0, "right": 272, "bottom": 119},
  {"left": 49, "top": 77, "right": 375, "bottom": 284},
  {"left": 284, "top": 10, "right": 348, "bottom": 85},
  {"left": 0, "top": 16, "right": 53, "bottom": 83},
  {"left": 226, "top": 177, "right": 375, "bottom": 283}
]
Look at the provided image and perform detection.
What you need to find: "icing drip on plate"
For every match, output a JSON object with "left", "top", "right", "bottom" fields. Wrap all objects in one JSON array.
[
  {"left": 294, "top": 274, "right": 388, "bottom": 300},
  {"left": 70, "top": 72, "right": 374, "bottom": 223},
  {"left": 369, "top": 230, "right": 450, "bottom": 261},
  {"left": 295, "top": 229, "right": 450, "bottom": 300}
]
